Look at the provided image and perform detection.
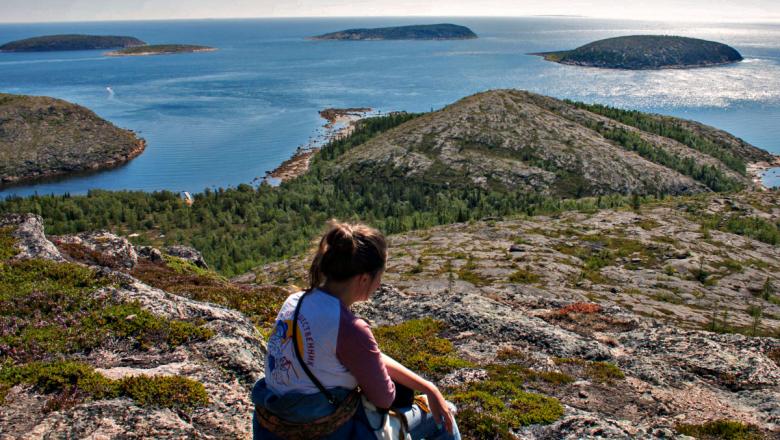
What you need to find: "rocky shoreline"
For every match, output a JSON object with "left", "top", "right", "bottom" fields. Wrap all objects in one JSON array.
[
  {"left": 264, "top": 107, "right": 372, "bottom": 183},
  {"left": 1, "top": 138, "right": 146, "bottom": 187},
  {"left": 748, "top": 156, "right": 780, "bottom": 190}
]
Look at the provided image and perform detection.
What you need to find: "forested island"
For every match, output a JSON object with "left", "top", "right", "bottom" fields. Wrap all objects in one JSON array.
[
  {"left": 311, "top": 23, "right": 477, "bottom": 40},
  {"left": 0, "top": 93, "right": 145, "bottom": 186},
  {"left": 533, "top": 35, "right": 743, "bottom": 70},
  {"left": 0, "top": 34, "right": 144, "bottom": 52},
  {"left": 105, "top": 44, "right": 217, "bottom": 56}
]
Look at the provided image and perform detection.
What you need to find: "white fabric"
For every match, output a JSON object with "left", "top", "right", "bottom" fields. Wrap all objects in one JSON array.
[
  {"left": 265, "top": 289, "right": 359, "bottom": 396},
  {"left": 362, "top": 395, "right": 412, "bottom": 440}
]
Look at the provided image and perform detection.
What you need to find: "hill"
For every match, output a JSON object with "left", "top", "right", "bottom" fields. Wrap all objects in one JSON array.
[
  {"left": 0, "top": 90, "right": 776, "bottom": 276},
  {"left": 105, "top": 44, "right": 217, "bottom": 56},
  {"left": 533, "top": 35, "right": 743, "bottom": 70},
  {"left": 0, "top": 34, "right": 144, "bottom": 52},
  {"left": 311, "top": 23, "right": 477, "bottom": 40},
  {"left": 0, "top": 93, "right": 146, "bottom": 186},
  {"left": 327, "top": 90, "right": 769, "bottom": 196}
]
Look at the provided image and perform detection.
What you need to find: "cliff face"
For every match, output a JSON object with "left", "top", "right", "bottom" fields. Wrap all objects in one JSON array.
[
  {"left": 0, "top": 93, "right": 146, "bottom": 186},
  {"left": 536, "top": 35, "right": 743, "bottom": 70},
  {"left": 327, "top": 90, "right": 768, "bottom": 197}
]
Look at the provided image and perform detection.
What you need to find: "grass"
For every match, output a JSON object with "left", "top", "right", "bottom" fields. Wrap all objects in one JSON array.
[
  {"left": 373, "top": 318, "right": 472, "bottom": 380},
  {"left": 457, "top": 258, "right": 490, "bottom": 286},
  {"left": 675, "top": 419, "right": 764, "bottom": 440},
  {"left": 508, "top": 267, "right": 542, "bottom": 284},
  {"left": 553, "top": 358, "right": 625, "bottom": 383},
  {"left": 0, "top": 361, "right": 208, "bottom": 412}
]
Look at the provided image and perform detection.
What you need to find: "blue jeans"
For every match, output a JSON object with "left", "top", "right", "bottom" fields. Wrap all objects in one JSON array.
[
  {"left": 252, "top": 378, "right": 461, "bottom": 439},
  {"left": 399, "top": 401, "right": 462, "bottom": 440}
]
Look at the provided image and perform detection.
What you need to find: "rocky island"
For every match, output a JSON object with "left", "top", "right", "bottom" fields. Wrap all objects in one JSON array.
[
  {"left": 105, "top": 44, "right": 217, "bottom": 56},
  {"left": 0, "top": 34, "right": 144, "bottom": 52},
  {"left": 533, "top": 35, "right": 743, "bottom": 70},
  {"left": 0, "top": 93, "right": 145, "bottom": 186},
  {"left": 311, "top": 23, "right": 477, "bottom": 40}
]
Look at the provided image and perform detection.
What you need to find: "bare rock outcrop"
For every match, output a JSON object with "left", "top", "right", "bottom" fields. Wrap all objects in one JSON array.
[{"left": 0, "top": 213, "right": 64, "bottom": 261}]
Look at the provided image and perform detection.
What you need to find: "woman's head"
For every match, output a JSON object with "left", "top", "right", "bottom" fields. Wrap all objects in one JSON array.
[{"left": 308, "top": 220, "right": 387, "bottom": 297}]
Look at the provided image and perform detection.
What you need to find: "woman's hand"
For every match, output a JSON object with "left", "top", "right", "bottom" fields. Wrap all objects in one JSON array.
[{"left": 423, "top": 382, "right": 454, "bottom": 435}]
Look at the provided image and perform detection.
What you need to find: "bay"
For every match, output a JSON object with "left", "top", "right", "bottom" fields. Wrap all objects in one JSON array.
[{"left": 1, "top": 17, "right": 779, "bottom": 196}]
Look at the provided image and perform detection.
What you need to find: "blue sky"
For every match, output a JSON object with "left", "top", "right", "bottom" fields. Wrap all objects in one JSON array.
[{"left": 1, "top": 0, "right": 778, "bottom": 23}]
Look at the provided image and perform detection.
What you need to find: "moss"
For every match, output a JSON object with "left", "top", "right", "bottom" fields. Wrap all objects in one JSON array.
[
  {"left": 0, "top": 226, "right": 19, "bottom": 260},
  {"left": 119, "top": 375, "right": 209, "bottom": 409},
  {"left": 449, "top": 362, "right": 565, "bottom": 437},
  {"left": 0, "top": 259, "right": 211, "bottom": 362},
  {"left": 374, "top": 318, "right": 472, "bottom": 380},
  {"left": 553, "top": 358, "right": 624, "bottom": 383},
  {"left": 675, "top": 419, "right": 764, "bottom": 440},
  {"left": 508, "top": 267, "right": 542, "bottom": 284},
  {"left": 163, "top": 255, "right": 219, "bottom": 279},
  {"left": 0, "top": 361, "right": 208, "bottom": 411}
]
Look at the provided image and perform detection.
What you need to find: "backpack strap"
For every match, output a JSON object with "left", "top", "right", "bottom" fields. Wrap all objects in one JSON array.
[{"left": 292, "top": 290, "right": 338, "bottom": 405}]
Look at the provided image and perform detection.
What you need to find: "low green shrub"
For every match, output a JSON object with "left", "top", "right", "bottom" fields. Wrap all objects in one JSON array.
[
  {"left": 0, "top": 226, "right": 19, "bottom": 260},
  {"left": 675, "top": 419, "right": 764, "bottom": 440},
  {"left": 0, "top": 361, "right": 209, "bottom": 410},
  {"left": 508, "top": 268, "right": 541, "bottom": 284},
  {"left": 0, "top": 259, "right": 212, "bottom": 362}
]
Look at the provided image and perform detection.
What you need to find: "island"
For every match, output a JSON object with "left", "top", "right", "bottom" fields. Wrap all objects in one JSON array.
[
  {"left": 0, "top": 93, "right": 146, "bottom": 186},
  {"left": 311, "top": 23, "right": 477, "bottom": 40},
  {"left": 105, "top": 44, "right": 217, "bottom": 56},
  {"left": 532, "top": 35, "right": 743, "bottom": 70},
  {"left": 0, "top": 34, "right": 144, "bottom": 52}
]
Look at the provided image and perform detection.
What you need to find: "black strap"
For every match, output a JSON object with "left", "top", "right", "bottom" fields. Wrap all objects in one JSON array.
[{"left": 292, "top": 290, "right": 338, "bottom": 405}]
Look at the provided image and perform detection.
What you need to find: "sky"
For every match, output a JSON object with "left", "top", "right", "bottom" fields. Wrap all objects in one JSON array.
[{"left": 0, "top": 0, "right": 778, "bottom": 23}]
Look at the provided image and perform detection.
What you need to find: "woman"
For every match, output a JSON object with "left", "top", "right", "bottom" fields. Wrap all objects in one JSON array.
[{"left": 252, "top": 220, "right": 461, "bottom": 439}]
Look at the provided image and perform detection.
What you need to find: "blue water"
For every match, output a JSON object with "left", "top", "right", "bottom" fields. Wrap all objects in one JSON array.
[{"left": 2, "top": 17, "right": 780, "bottom": 196}]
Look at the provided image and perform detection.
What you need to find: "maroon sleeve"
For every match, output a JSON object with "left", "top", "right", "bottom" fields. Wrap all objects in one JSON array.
[{"left": 336, "top": 307, "right": 395, "bottom": 409}]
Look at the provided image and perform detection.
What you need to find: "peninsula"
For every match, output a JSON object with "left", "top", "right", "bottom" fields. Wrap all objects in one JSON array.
[
  {"left": 0, "top": 34, "right": 144, "bottom": 52},
  {"left": 311, "top": 23, "right": 477, "bottom": 40},
  {"left": 105, "top": 44, "right": 217, "bottom": 56},
  {"left": 533, "top": 35, "right": 743, "bottom": 70},
  {"left": 0, "top": 93, "right": 146, "bottom": 186}
]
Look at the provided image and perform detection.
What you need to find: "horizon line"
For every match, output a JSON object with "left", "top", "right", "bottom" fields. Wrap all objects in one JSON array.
[{"left": 2, "top": 14, "right": 780, "bottom": 26}]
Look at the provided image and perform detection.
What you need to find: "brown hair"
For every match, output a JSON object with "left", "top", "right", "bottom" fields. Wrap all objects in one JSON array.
[{"left": 308, "top": 220, "right": 387, "bottom": 292}]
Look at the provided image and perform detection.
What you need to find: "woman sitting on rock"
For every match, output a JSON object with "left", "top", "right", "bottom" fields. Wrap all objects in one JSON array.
[{"left": 252, "top": 220, "right": 461, "bottom": 439}]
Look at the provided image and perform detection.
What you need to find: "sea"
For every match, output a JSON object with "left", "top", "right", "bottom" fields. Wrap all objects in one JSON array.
[{"left": 1, "top": 17, "right": 780, "bottom": 197}]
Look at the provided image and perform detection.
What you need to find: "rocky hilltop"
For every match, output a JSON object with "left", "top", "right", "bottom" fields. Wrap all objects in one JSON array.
[
  {"left": 254, "top": 190, "right": 780, "bottom": 439},
  {"left": 329, "top": 90, "right": 770, "bottom": 197},
  {"left": 533, "top": 35, "right": 743, "bottom": 70},
  {"left": 312, "top": 23, "right": 478, "bottom": 40},
  {"left": 0, "top": 34, "right": 145, "bottom": 52},
  {"left": 2, "top": 188, "right": 778, "bottom": 439},
  {"left": 0, "top": 93, "right": 145, "bottom": 186}
]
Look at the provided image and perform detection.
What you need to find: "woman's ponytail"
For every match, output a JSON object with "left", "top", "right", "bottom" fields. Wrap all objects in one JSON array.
[{"left": 308, "top": 220, "right": 386, "bottom": 292}]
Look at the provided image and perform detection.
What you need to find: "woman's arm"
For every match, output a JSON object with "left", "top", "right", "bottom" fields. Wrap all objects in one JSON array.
[{"left": 382, "top": 353, "right": 454, "bottom": 434}]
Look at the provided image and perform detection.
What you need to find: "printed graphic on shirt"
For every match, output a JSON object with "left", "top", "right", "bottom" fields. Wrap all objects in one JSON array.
[{"left": 267, "top": 314, "right": 314, "bottom": 386}]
